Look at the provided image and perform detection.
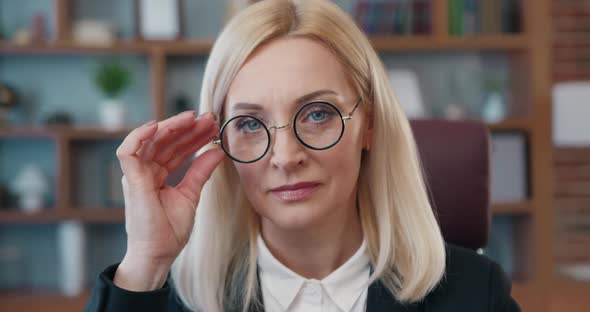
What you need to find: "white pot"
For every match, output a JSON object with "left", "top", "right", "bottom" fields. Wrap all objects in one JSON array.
[
  {"left": 99, "top": 99, "right": 127, "bottom": 130},
  {"left": 482, "top": 93, "right": 506, "bottom": 123},
  {"left": 58, "top": 221, "right": 86, "bottom": 297},
  {"left": 19, "top": 194, "right": 43, "bottom": 213}
]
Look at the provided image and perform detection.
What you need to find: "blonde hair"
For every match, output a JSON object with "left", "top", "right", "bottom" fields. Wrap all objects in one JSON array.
[{"left": 171, "top": 0, "right": 446, "bottom": 311}]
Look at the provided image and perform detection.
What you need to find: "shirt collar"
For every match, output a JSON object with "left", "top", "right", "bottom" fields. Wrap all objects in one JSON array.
[{"left": 256, "top": 233, "right": 371, "bottom": 311}]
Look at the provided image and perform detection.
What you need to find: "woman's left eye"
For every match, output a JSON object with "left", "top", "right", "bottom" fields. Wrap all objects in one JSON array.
[{"left": 308, "top": 110, "right": 328, "bottom": 121}]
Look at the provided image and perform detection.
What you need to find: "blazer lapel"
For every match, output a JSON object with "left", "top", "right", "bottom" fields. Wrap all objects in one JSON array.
[{"left": 366, "top": 280, "right": 425, "bottom": 312}]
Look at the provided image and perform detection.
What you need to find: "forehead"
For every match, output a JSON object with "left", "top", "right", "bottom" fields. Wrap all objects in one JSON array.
[{"left": 225, "top": 37, "right": 353, "bottom": 113}]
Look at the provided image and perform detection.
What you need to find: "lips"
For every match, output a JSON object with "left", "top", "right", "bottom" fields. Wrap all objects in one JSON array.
[
  {"left": 269, "top": 181, "right": 322, "bottom": 202},
  {"left": 270, "top": 181, "right": 321, "bottom": 192}
]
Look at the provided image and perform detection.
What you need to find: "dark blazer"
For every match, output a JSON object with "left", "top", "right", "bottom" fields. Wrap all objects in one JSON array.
[{"left": 84, "top": 243, "right": 520, "bottom": 311}]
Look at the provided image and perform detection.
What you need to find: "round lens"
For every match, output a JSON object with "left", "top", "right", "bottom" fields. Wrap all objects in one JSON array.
[
  {"left": 294, "top": 101, "right": 344, "bottom": 150},
  {"left": 220, "top": 115, "right": 270, "bottom": 163}
]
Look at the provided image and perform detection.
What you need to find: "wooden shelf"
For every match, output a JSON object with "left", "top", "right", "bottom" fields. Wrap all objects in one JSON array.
[
  {"left": 62, "top": 127, "right": 132, "bottom": 140},
  {"left": 0, "top": 41, "right": 150, "bottom": 55},
  {"left": 371, "top": 34, "right": 529, "bottom": 52},
  {"left": 493, "top": 201, "right": 533, "bottom": 216},
  {"left": 0, "top": 39, "right": 213, "bottom": 56},
  {"left": 487, "top": 118, "right": 531, "bottom": 132},
  {"left": 0, "top": 34, "right": 528, "bottom": 57},
  {"left": 0, "top": 210, "right": 64, "bottom": 223},
  {"left": 148, "top": 39, "right": 216, "bottom": 55},
  {"left": 0, "top": 126, "right": 62, "bottom": 139},
  {"left": 0, "top": 209, "right": 125, "bottom": 224},
  {"left": 0, "top": 125, "right": 132, "bottom": 140},
  {"left": 0, "top": 290, "right": 91, "bottom": 312},
  {"left": 72, "top": 208, "right": 125, "bottom": 223}
]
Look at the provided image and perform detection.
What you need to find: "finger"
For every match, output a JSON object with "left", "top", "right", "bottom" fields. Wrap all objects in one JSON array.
[
  {"left": 154, "top": 113, "right": 217, "bottom": 165},
  {"left": 116, "top": 120, "right": 159, "bottom": 180},
  {"left": 153, "top": 125, "right": 219, "bottom": 188},
  {"left": 175, "top": 148, "right": 225, "bottom": 207},
  {"left": 137, "top": 110, "right": 198, "bottom": 161},
  {"left": 163, "top": 124, "right": 219, "bottom": 179}
]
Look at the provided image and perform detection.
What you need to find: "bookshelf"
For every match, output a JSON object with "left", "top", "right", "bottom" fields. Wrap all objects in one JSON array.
[{"left": 0, "top": 0, "right": 561, "bottom": 311}]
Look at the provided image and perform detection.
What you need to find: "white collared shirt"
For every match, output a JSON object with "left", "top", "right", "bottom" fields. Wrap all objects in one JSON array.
[{"left": 257, "top": 234, "right": 371, "bottom": 312}]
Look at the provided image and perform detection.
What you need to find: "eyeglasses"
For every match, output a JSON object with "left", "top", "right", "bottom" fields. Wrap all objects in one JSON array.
[{"left": 212, "top": 98, "right": 363, "bottom": 163}]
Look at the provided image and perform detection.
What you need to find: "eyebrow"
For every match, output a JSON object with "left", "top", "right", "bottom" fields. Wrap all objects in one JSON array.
[{"left": 231, "top": 89, "right": 339, "bottom": 111}]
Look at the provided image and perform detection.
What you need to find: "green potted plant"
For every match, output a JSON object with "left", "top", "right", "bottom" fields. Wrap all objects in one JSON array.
[{"left": 94, "top": 59, "right": 132, "bottom": 130}]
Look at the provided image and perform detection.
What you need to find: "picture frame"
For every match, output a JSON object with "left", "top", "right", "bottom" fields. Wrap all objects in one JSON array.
[
  {"left": 490, "top": 131, "right": 530, "bottom": 203},
  {"left": 133, "top": 0, "right": 185, "bottom": 41}
]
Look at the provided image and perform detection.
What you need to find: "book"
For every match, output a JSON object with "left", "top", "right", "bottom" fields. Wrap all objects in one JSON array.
[
  {"left": 413, "top": 0, "right": 432, "bottom": 34},
  {"left": 501, "top": 0, "right": 522, "bottom": 33},
  {"left": 353, "top": 0, "right": 436, "bottom": 36},
  {"left": 463, "top": 0, "right": 478, "bottom": 35},
  {"left": 481, "top": 0, "right": 495, "bottom": 34}
]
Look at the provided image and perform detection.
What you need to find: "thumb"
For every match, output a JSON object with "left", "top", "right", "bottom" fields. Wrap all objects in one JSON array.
[{"left": 175, "top": 148, "right": 225, "bottom": 206}]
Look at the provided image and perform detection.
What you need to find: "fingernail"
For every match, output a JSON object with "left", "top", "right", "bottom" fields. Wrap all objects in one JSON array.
[
  {"left": 143, "top": 120, "right": 157, "bottom": 127},
  {"left": 181, "top": 110, "right": 196, "bottom": 117},
  {"left": 198, "top": 111, "right": 216, "bottom": 121}
]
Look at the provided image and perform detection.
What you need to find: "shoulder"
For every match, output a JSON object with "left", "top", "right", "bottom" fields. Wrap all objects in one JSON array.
[{"left": 424, "top": 243, "right": 520, "bottom": 311}]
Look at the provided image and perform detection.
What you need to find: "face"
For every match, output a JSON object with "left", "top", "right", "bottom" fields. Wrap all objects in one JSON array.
[{"left": 223, "top": 37, "right": 372, "bottom": 231}]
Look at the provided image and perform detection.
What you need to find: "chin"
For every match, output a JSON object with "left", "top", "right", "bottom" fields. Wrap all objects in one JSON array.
[{"left": 260, "top": 198, "right": 328, "bottom": 231}]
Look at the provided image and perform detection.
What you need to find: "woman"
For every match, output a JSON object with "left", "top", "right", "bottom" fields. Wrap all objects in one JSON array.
[{"left": 85, "top": 0, "right": 520, "bottom": 311}]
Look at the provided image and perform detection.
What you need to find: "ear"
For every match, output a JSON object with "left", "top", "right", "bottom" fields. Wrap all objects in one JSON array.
[{"left": 362, "top": 111, "right": 374, "bottom": 151}]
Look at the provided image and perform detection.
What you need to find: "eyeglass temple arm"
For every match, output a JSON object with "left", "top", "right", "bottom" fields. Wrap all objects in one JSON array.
[
  {"left": 213, "top": 114, "right": 223, "bottom": 145},
  {"left": 343, "top": 98, "right": 363, "bottom": 121}
]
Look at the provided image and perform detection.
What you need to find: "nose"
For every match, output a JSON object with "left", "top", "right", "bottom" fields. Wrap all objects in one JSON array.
[{"left": 269, "top": 124, "right": 307, "bottom": 171}]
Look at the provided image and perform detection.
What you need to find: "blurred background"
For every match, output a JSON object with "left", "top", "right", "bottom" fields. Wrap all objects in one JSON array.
[{"left": 0, "top": 0, "right": 587, "bottom": 311}]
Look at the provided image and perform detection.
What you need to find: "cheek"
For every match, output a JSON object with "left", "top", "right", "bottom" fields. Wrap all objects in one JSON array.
[
  {"left": 319, "top": 138, "right": 363, "bottom": 187},
  {"left": 235, "top": 165, "right": 260, "bottom": 194},
  {"left": 234, "top": 164, "right": 270, "bottom": 214},
  {"left": 331, "top": 128, "right": 365, "bottom": 183},
  {"left": 327, "top": 125, "right": 364, "bottom": 168}
]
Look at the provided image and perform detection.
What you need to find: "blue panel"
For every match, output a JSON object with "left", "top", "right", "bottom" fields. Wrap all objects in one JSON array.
[
  {"left": 483, "top": 216, "right": 514, "bottom": 277},
  {"left": 0, "top": 223, "right": 127, "bottom": 292},
  {"left": 85, "top": 223, "right": 126, "bottom": 289},
  {"left": 71, "top": 139, "right": 123, "bottom": 208},
  {"left": 379, "top": 51, "right": 510, "bottom": 118},
  {"left": 333, "top": 0, "right": 356, "bottom": 14},
  {"left": 166, "top": 56, "right": 206, "bottom": 117},
  {"left": 0, "top": 224, "right": 59, "bottom": 290},
  {"left": 0, "top": 55, "right": 151, "bottom": 126},
  {"left": 0, "top": 0, "right": 56, "bottom": 40},
  {"left": 182, "top": 0, "right": 354, "bottom": 39},
  {"left": 0, "top": 138, "right": 57, "bottom": 209},
  {"left": 73, "top": 0, "right": 135, "bottom": 39},
  {"left": 183, "top": 0, "right": 226, "bottom": 39}
]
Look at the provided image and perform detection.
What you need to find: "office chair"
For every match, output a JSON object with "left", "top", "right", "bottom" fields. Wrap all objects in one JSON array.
[{"left": 410, "top": 119, "right": 491, "bottom": 251}]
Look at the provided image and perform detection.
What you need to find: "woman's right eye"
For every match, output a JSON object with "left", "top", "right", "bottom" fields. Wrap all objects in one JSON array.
[{"left": 237, "top": 118, "right": 262, "bottom": 132}]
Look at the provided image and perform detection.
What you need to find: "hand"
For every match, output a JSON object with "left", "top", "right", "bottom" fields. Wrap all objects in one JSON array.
[{"left": 113, "top": 110, "right": 224, "bottom": 290}]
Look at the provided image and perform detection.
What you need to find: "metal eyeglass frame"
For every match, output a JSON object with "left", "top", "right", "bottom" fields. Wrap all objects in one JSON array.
[{"left": 212, "top": 98, "right": 363, "bottom": 163}]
